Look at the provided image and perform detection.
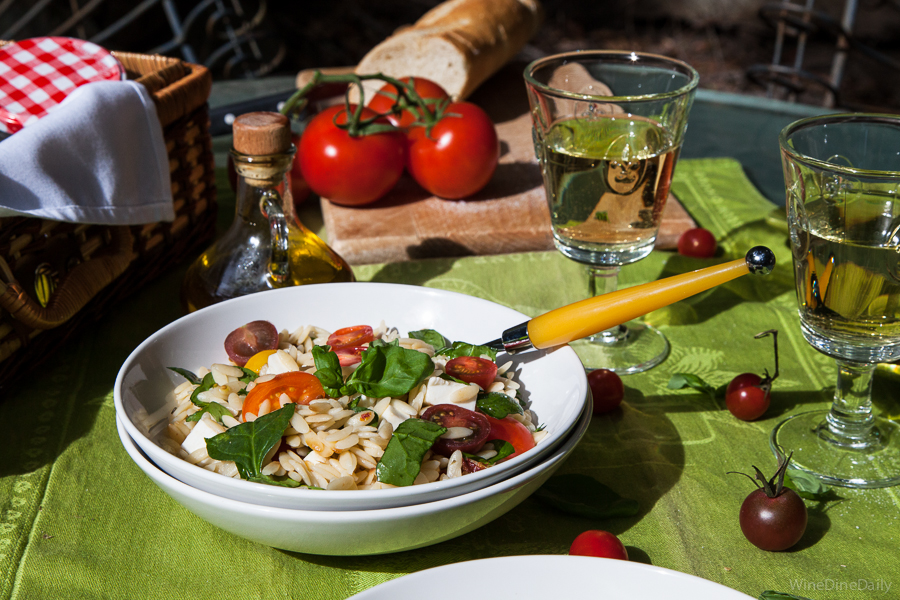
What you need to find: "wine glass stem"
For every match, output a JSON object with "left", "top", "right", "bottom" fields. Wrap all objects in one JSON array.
[
  {"left": 826, "top": 359, "right": 877, "bottom": 444},
  {"left": 588, "top": 265, "right": 626, "bottom": 343}
]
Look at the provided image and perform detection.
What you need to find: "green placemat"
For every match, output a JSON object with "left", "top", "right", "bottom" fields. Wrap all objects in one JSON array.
[{"left": 2, "top": 158, "right": 898, "bottom": 600}]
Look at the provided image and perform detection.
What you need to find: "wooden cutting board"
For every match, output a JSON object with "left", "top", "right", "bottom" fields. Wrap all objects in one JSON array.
[{"left": 319, "top": 62, "right": 695, "bottom": 266}]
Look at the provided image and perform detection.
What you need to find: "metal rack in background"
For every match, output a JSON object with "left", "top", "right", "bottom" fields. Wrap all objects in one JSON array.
[
  {"left": 0, "top": 0, "right": 285, "bottom": 79},
  {"left": 747, "top": 0, "right": 900, "bottom": 108}
]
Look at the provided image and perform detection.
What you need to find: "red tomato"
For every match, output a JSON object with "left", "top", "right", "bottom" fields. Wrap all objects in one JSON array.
[
  {"left": 335, "top": 346, "right": 365, "bottom": 367},
  {"left": 326, "top": 325, "right": 374, "bottom": 350},
  {"left": 445, "top": 356, "right": 498, "bottom": 390},
  {"left": 368, "top": 77, "right": 450, "bottom": 129},
  {"left": 242, "top": 371, "right": 325, "bottom": 420},
  {"left": 726, "top": 385, "right": 770, "bottom": 421},
  {"left": 569, "top": 530, "right": 629, "bottom": 560},
  {"left": 298, "top": 105, "right": 406, "bottom": 206},
  {"left": 726, "top": 372, "right": 763, "bottom": 395},
  {"left": 740, "top": 487, "right": 807, "bottom": 551},
  {"left": 586, "top": 369, "right": 624, "bottom": 414},
  {"left": 677, "top": 227, "right": 717, "bottom": 258},
  {"left": 484, "top": 414, "right": 535, "bottom": 460},
  {"left": 406, "top": 102, "right": 499, "bottom": 199},
  {"left": 420, "top": 404, "right": 491, "bottom": 456},
  {"left": 224, "top": 320, "right": 279, "bottom": 367}
]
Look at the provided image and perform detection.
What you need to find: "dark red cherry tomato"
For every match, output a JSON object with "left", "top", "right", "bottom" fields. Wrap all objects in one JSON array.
[
  {"left": 587, "top": 369, "right": 624, "bottom": 414},
  {"left": 368, "top": 77, "right": 450, "bottom": 129},
  {"left": 326, "top": 325, "right": 374, "bottom": 350},
  {"left": 569, "top": 530, "right": 629, "bottom": 560},
  {"left": 298, "top": 104, "right": 406, "bottom": 206},
  {"left": 420, "top": 404, "right": 491, "bottom": 457},
  {"left": 484, "top": 414, "right": 535, "bottom": 460},
  {"left": 224, "top": 320, "right": 279, "bottom": 366},
  {"left": 406, "top": 101, "right": 499, "bottom": 199},
  {"left": 677, "top": 227, "right": 717, "bottom": 258},
  {"left": 740, "top": 486, "right": 807, "bottom": 551},
  {"left": 445, "top": 356, "right": 498, "bottom": 390}
]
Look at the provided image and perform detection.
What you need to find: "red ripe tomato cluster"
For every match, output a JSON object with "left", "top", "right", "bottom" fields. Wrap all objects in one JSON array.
[{"left": 297, "top": 77, "right": 499, "bottom": 206}]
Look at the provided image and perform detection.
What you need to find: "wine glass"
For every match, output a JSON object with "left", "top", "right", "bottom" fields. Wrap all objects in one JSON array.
[
  {"left": 524, "top": 51, "right": 699, "bottom": 374},
  {"left": 772, "top": 113, "right": 900, "bottom": 488}
]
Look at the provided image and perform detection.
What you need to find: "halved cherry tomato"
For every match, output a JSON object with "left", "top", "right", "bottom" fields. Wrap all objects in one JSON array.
[
  {"left": 224, "top": 320, "right": 279, "bottom": 367},
  {"left": 420, "top": 404, "right": 491, "bottom": 457},
  {"left": 326, "top": 325, "right": 374, "bottom": 350},
  {"left": 242, "top": 371, "right": 325, "bottom": 420},
  {"left": 368, "top": 77, "right": 450, "bottom": 129},
  {"left": 445, "top": 356, "right": 498, "bottom": 390},
  {"left": 335, "top": 346, "right": 365, "bottom": 367},
  {"left": 484, "top": 414, "right": 535, "bottom": 460}
]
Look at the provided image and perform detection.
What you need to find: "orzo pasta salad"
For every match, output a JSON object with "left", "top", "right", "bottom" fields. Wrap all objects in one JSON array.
[{"left": 163, "top": 320, "right": 548, "bottom": 490}]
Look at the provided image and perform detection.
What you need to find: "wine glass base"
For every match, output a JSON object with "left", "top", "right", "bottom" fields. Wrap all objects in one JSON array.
[
  {"left": 570, "top": 321, "right": 669, "bottom": 375},
  {"left": 770, "top": 410, "right": 900, "bottom": 488}
]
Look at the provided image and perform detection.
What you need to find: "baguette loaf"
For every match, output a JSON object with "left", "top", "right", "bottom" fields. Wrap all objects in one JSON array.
[{"left": 353, "top": 0, "right": 543, "bottom": 103}]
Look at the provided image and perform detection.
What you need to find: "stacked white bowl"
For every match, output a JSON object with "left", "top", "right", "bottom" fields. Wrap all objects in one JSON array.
[{"left": 114, "top": 283, "right": 591, "bottom": 556}]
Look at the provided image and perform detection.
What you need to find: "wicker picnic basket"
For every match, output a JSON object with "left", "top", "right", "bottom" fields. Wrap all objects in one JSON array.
[{"left": 0, "top": 47, "right": 217, "bottom": 392}]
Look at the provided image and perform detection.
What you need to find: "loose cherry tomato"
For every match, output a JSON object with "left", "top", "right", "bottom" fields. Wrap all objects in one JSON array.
[
  {"left": 368, "top": 77, "right": 450, "bottom": 129},
  {"left": 406, "top": 101, "right": 499, "bottom": 199},
  {"left": 587, "top": 369, "right": 624, "bottom": 414},
  {"left": 736, "top": 456, "right": 807, "bottom": 551},
  {"left": 298, "top": 105, "right": 406, "bottom": 206},
  {"left": 677, "top": 227, "right": 717, "bottom": 258},
  {"left": 420, "top": 404, "right": 491, "bottom": 456},
  {"left": 224, "top": 320, "right": 279, "bottom": 367},
  {"left": 569, "top": 530, "right": 629, "bottom": 560},
  {"left": 726, "top": 384, "right": 770, "bottom": 421},
  {"left": 242, "top": 371, "right": 325, "bottom": 420},
  {"left": 445, "top": 356, "right": 498, "bottom": 390},
  {"left": 326, "top": 325, "right": 374, "bottom": 350},
  {"left": 484, "top": 414, "right": 535, "bottom": 460},
  {"left": 726, "top": 372, "right": 763, "bottom": 396}
]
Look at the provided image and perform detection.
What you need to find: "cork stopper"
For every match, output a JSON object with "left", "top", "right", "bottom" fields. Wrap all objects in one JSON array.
[{"left": 232, "top": 112, "right": 292, "bottom": 155}]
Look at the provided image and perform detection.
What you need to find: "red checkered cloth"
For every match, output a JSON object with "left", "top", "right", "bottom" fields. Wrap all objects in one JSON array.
[{"left": 0, "top": 37, "right": 124, "bottom": 134}]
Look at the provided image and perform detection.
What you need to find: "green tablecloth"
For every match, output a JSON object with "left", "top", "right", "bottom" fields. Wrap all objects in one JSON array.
[{"left": 2, "top": 158, "right": 898, "bottom": 600}]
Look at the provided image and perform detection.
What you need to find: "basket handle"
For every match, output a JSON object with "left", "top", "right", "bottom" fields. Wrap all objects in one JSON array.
[{"left": 0, "top": 227, "right": 136, "bottom": 330}]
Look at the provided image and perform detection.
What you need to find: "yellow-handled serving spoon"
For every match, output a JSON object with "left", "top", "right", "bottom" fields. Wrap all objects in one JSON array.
[{"left": 484, "top": 246, "right": 776, "bottom": 354}]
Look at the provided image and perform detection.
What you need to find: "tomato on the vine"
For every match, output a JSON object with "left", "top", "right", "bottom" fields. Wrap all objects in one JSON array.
[
  {"left": 368, "top": 77, "right": 450, "bottom": 129},
  {"left": 406, "top": 101, "right": 499, "bottom": 199},
  {"left": 484, "top": 414, "right": 535, "bottom": 460},
  {"left": 569, "top": 530, "right": 628, "bottom": 560},
  {"left": 298, "top": 105, "right": 406, "bottom": 206},
  {"left": 242, "top": 371, "right": 325, "bottom": 420},
  {"left": 725, "top": 330, "right": 779, "bottom": 421},
  {"left": 587, "top": 369, "right": 624, "bottom": 414},
  {"left": 677, "top": 227, "right": 717, "bottom": 258},
  {"left": 445, "top": 356, "right": 498, "bottom": 390}
]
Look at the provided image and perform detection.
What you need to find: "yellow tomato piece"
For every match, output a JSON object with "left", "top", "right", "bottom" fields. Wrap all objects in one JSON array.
[{"left": 245, "top": 349, "right": 277, "bottom": 374}]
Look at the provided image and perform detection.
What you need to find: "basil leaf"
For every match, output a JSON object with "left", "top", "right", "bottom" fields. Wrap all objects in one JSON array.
[
  {"left": 476, "top": 392, "right": 524, "bottom": 419},
  {"left": 534, "top": 473, "right": 640, "bottom": 518},
  {"left": 247, "top": 474, "right": 301, "bottom": 488},
  {"left": 408, "top": 329, "right": 448, "bottom": 350},
  {"left": 439, "top": 373, "right": 466, "bottom": 384},
  {"left": 168, "top": 367, "right": 200, "bottom": 385},
  {"left": 464, "top": 439, "right": 516, "bottom": 466},
  {"left": 667, "top": 373, "right": 717, "bottom": 398},
  {"left": 436, "top": 341, "right": 498, "bottom": 362},
  {"left": 206, "top": 404, "right": 295, "bottom": 482},
  {"left": 376, "top": 419, "right": 446, "bottom": 487},
  {"left": 312, "top": 345, "right": 344, "bottom": 397},
  {"left": 784, "top": 469, "right": 831, "bottom": 500},
  {"left": 759, "top": 592, "right": 816, "bottom": 600},
  {"left": 181, "top": 372, "right": 231, "bottom": 423},
  {"left": 344, "top": 341, "right": 434, "bottom": 398},
  {"left": 239, "top": 367, "right": 258, "bottom": 385}
]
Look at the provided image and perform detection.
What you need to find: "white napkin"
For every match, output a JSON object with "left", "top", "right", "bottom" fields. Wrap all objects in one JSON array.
[{"left": 0, "top": 80, "right": 175, "bottom": 224}]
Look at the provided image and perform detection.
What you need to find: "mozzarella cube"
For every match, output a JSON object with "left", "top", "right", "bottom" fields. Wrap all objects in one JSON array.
[{"left": 422, "top": 377, "right": 479, "bottom": 411}]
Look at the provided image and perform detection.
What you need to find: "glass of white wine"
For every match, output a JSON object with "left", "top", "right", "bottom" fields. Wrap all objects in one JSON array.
[
  {"left": 524, "top": 51, "right": 699, "bottom": 374},
  {"left": 773, "top": 113, "right": 900, "bottom": 488}
]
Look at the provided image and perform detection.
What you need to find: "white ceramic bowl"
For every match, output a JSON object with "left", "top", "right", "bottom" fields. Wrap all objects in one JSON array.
[
  {"left": 115, "top": 396, "right": 591, "bottom": 556},
  {"left": 115, "top": 283, "right": 589, "bottom": 511},
  {"left": 346, "top": 555, "right": 754, "bottom": 599}
]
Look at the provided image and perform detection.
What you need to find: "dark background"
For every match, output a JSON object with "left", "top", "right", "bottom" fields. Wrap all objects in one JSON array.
[{"left": 2, "top": 0, "right": 899, "bottom": 111}]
